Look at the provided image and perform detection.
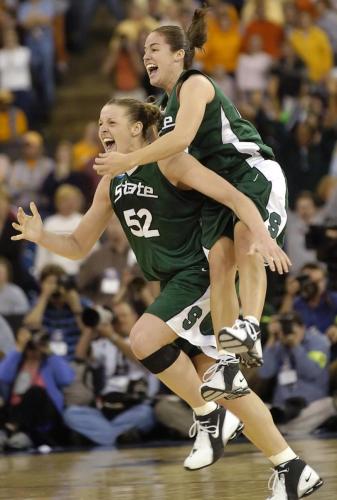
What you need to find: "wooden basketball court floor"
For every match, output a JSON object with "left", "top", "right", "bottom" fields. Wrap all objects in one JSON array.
[{"left": 0, "top": 437, "right": 336, "bottom": 500}]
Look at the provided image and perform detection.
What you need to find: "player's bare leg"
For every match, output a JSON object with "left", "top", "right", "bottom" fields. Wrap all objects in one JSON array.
[
  {"left": 194, "top": 354, "right": 323, "bottom": 498},
  {"left": 129, "top": 313, "right": 242, "bottom": 470},
  {"left": 219, "top": 222, "right": 266, "bottom": 366}
]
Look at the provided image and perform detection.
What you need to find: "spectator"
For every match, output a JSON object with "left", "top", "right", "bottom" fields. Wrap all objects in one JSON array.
[
  {"left": 289, "top": 10, "right": 333, "bottom": 83},
  {"left": 316, "top": 175, "right": 337, "bottom": 205},
  {"left": 196, "top": 3, "right": 241, "bottom": 79},
  {"left": 0, "top": 1, "right": 15, "bottom": 30},
  {"left": 0, "top": 257, "right": 29, "bottom": 316},
  {"left": 0, "top": 89, "right": 28, "bottom": 158},
  {"left": 269, "top": 39, "right": 307, "bottom": 115},
  {"left": 18, "top": 0, "right": 56, "bottom": 114},
  {"left": 241, "top": 1, "right": 284, "bottom": 59},
  {"left": 285, "top": 191, "right": 320, "bottom": 274},
  {"left": 316, "top": 0, "right": 337, "bottom": 57},
  {"left": 34, "top": 184, "right": 85, "bottom": 277},
  {"left": 280, "top": 262, "right": 337, "bottom": 359},
  {"left": 236, "top": 34, "right": 272, "bottom": 97},
  {"left": 72, "top": 122, "right": 101, "bottom": 172},
  {"left": 103, "top": 1, "right": 158, "bottom": 99},
  {"left": 63, "top": 301, "right": 157, "bottom": 446},
  {"left": 278, "top": 120, "right": 335, "bottom": 207},
  {"left": 24, "top": 264, "right": 89, "bottom": 361},
  {"left": 102, "top": 30, "right": 145, "bottom": 100},
  {"left": 78, "top": 217, "right": 133, "bottom": 305},
  {"left": 41, "top": 140, "right": 95, "bottom": 214},
  {"left": 259, "top": 313, "right": 336, "bottom": 435},
  {"left": 0, "top": 186, "right": 28, "bottom": 288},
  {"left": 7, "top": 131, "right": 54, "bottom": 211},
  {"left": 0, "top": 315, "right": 15, "bottom": 358},
  {"left": 320, "top": 184, "right": 337, "bottom": 225},
  {"left": 0, "top": 28, "right": 34, "bottom": 126},
  {"left": 241, "top": 0, "right": 286, "bottom": 26},
  {"left": 113, "top": 1, "right": 158, "bottom": 45},
  {"left": 0, "top": 326, "right": 74, "bottom": 449}
]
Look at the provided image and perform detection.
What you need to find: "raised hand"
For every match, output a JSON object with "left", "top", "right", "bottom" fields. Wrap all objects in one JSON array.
[
  {"left": 249, "top": 236, "right": 292, "bottom": 274},
  {"left": 11, "top": 201, "right": 43, "bottom": 243},
  {"left": 93, "top": 152, "right": 134, "bottom": 177}
]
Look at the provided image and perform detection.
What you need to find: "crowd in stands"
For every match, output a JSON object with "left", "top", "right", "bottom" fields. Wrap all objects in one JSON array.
[{"left": 1, "top": 0, "right": 337, "bottom": 453}]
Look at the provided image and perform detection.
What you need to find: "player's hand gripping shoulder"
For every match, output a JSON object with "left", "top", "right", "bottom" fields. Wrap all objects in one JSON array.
[
  {"left": 94, "top": 151, "right": 135, "bottom": 177},
  {"left": 11, "top": 202, "right": 43, "bottom": 243},
  {"left": 248, "top": 236, "right": 291, "bottom": 275}
]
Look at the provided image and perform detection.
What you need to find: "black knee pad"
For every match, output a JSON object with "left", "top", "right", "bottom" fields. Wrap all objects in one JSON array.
[{"left": 140, "top": 343, "right": 181, "bottom": 374}]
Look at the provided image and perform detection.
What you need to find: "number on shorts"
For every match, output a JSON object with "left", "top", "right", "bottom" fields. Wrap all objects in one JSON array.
[
  {"left": 268, "top": 212, "right": 281, "bottom": 239},
  {"left": 123, "top": 208, "right": 160, "bottom": 238},
  {"left": 183, "top": 306, "right": 202, "bottom": 330}
]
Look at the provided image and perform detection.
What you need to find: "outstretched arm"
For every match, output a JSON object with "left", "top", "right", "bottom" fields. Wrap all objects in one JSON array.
[
  {"left": 93, "top": 75, "right": 213, "bottom": 176},
  {"left": 12, "top": 175, "right": 113, "bottom": 260},
  {"left": 161, "top": 153, "right": 291, "bottom": 274}
]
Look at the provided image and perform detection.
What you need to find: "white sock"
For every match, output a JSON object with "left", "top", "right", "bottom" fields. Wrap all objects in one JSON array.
[
  {"left": 269, "top": 447, "right": 297, "bottom": 467},
  {"left": 244, "top": 315, "right": 259, "bottom": 326},
  {"left": 193, "top": 402, "right": 217, "bottom": 416}
]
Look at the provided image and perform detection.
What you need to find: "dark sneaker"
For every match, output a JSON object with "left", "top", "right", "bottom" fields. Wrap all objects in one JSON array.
[
  {"left": 239, "top": 338, "right": 264, "bottom": 368},
  {"left": 184, "top": 405, "right": 243, "bottom": 471},
  {"left": 267, "top": 457, "right": 323, "bottom": 499},
  {"left": 219, "top": 318, "right": 263, "bottom": 363},
  {"left": 200, "top": 357, "right": 250, "bottom": 402}
]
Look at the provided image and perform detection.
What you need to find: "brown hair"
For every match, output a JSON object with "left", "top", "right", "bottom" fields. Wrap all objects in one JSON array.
[
  {"left": 40, "top": 264, "right": 66, "bottom": 282},
  {"left": 152, "top": 5, "right": 208, "bottom": 69},
  {"left": 105, "top": 98, "right": 162, "bottom": 141}
]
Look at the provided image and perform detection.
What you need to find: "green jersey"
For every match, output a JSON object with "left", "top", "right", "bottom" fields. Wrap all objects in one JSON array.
[
  {"left": 110, "top": 163, "right": 208, "bottom": 282},
  {"left": 160, "top": 69, "right": 274, "bottom": 174}
]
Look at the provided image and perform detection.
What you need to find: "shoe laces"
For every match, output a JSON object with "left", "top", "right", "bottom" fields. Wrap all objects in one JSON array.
[
  {"left": 202, "top": 357, "right": 238, "bottom": 382},
  {"left": 267, "top": 468, "right": 287, "bottom": 499},
  {"left": 189, "top": 413, "right": 219, "bottom": 440}
]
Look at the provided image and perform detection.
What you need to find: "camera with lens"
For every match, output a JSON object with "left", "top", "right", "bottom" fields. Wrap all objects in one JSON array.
[
  {"left": 81, "top": 305, "right": 114, "bottom": 328},
  {"left": 51, "top": 274, "right": 77, "bottom": 299},
  {"left": 278, "top": 314, "right": 295, "bottom": 336},
  {"left": 296, "top": 274, "right": 319, "bottom": 301}
]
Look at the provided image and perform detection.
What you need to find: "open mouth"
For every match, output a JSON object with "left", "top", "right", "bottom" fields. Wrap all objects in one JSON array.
[
  {"left": 146, "top": 64, "right": 158, "bottom": 79},
  {"left": 103, "top": 138, "right": 116, "bottom": 152}
]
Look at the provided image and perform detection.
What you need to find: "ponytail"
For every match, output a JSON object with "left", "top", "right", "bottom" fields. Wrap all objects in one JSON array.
[{"left": 153, "top": 4, "right": 208, "bottom": 69}]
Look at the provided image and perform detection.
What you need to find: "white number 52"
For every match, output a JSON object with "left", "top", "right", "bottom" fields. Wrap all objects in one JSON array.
[{"left": 123, "top": 208, "right": 160, "bottom": 238}]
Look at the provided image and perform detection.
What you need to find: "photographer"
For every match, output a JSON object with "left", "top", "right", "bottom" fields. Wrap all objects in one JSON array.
[
  {"left": 0, "top": 326, "right": 74, "bottom": 450},
  {"left": 280, "top": 262, "right": 337, "bottom": 359},
  {"left": 259, "top": 313, "right": 336, "bottom": 435},
  {"left": 24, "top": 264, "right": 90, "bottom": 360},
  {"left": 63, "top": 301, "right": 156, "bottom": 446}
]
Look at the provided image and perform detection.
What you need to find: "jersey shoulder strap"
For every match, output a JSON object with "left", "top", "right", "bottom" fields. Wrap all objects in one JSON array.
[
  {"left": 177, "top": 69, "right": 205, "bottom": 85},
  {"left": 176, "top": 69, "right": 209, "bottom": 99}
]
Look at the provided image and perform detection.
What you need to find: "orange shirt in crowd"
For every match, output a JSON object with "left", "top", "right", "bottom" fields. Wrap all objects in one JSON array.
[
  {"left": 242, "top": 20, "right": 284, "bottom": 59},
  {"left": 196, "top": 6, "right": 241, "bottom": 74}
]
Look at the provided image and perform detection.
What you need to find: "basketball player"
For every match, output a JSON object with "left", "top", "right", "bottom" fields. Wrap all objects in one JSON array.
[
  {"left": 13, "top": 99, "right": 322, "bottom": 498},
  {"left": 93, "top": 6, "right": 288, "bottom": 386}
]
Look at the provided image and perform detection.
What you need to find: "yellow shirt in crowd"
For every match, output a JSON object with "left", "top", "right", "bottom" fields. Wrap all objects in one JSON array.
[{"left": 290, "top": 26, "right": 333, "bottom": 82}]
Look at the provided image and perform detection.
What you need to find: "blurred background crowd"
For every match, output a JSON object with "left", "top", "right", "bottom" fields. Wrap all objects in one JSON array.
[{"left": 1, "top": 0, "right": 337, "bottom": 454}]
